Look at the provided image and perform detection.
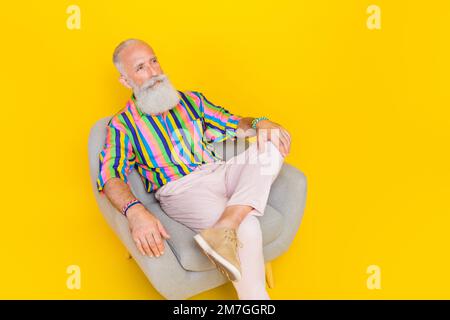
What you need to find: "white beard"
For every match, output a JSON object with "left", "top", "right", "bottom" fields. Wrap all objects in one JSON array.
[{"left": 131, "top": 74, "right": 180, "bottom": 115}]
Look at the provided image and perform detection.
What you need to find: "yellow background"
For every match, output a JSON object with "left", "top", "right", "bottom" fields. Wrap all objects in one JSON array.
[{"left": 1, "top": 0, "right": 449, "bottom": 299}]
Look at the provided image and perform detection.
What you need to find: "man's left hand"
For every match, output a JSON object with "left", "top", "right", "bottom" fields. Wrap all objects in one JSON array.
[{"left": 255, "top": 120, "right": 291, "bottom": 157}]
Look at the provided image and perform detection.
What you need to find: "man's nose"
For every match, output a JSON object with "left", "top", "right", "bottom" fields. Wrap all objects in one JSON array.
[{"left": 147, "top": 62, "right": 160, "bottom": 76}]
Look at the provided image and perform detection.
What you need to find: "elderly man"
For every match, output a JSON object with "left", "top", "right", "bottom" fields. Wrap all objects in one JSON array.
[{"left": 96, "top": 39, "right": 291, "bottom": 300}]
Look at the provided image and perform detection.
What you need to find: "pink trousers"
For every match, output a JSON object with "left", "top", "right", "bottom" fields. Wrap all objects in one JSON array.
[{"left": 155, "top": 141, "right": 284, "bottom": 299}]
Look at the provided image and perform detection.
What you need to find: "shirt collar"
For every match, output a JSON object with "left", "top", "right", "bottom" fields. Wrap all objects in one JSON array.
[{"left": 130, "top": 93, "right": 144, "bottom": 118}]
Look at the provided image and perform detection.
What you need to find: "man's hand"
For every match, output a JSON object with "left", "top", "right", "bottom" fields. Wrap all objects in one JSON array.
[
  {"left": 126, "top": 204, "right": 171, "bottom": 257},
  {"left": 256, "top": 120, "right": 291, "bottom": 157}
]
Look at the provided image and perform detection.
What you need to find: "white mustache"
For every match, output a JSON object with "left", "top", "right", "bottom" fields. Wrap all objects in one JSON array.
[{"left": 141, "top": 74, "right": 167, "bottom": 91}]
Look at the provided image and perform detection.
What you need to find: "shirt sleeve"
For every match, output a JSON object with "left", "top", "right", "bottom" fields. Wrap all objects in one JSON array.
[
  {"left": 197, "top": 92, "right": 242, "bottom": 143},
  {"left": 96, "top": 122, "right": 136, "bottom": 193}
]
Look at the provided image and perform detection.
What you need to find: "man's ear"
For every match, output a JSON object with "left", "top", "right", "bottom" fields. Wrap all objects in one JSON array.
[{"left": 119, "top": 75, "right": 132, "bottom": 89}]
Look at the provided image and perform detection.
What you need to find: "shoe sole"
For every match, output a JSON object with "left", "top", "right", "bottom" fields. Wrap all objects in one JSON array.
[
  {"left": 194, "top": 234, "right": 242, "bottom": 282},
  {"left": 202, "top": 249, "right": 233, "bottom": 281}
]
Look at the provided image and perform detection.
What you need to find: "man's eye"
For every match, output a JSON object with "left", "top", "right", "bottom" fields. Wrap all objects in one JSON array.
[{"left": 136, "top": 66, "right": 143, "bottom": 71}]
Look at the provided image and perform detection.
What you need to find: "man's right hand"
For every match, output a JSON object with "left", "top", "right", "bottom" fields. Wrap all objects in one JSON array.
[{"left": 126, "top": 204, "right": 171, "bottom": 257}]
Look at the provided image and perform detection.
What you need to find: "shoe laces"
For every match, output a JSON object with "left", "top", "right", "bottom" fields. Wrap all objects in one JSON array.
[{"left": 224, "top": 229, "right": 243, "bottom": 249}]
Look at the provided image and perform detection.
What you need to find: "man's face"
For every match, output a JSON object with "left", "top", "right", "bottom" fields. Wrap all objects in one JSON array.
[
  {"left": 117, "top": 42, "right": 180, "bottom": 115},
  {"left": 119, "top": 42, "right": 163, "bottom": 87}
]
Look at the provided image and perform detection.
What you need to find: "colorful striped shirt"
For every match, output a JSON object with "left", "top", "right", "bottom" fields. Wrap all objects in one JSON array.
[{"left": 96, "top": 90, "right": 242, "bottom": 193}]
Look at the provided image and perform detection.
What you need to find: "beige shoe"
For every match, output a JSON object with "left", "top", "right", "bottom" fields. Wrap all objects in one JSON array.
[{"left": 194, "top": 227, "right": 243, "bottom": 281}]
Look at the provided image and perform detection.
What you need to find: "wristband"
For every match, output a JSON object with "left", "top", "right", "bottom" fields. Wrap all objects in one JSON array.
[
  {"left": 121, "top": 198, "right": 142, "bottom": 217},
  {"left": 251, "top": 116, "right": 269, "bottom": 129}
]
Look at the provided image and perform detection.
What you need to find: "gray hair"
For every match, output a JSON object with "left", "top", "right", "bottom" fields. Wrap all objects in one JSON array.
[{"left": 112, "top": 38, "right": 147, "bottom": 75}]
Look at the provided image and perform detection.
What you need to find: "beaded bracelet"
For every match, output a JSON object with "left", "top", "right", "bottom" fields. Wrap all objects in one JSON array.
[
  {"left": 121, "top": 198, "right": 142, "bottom": 217},
  {"left": 251, "top": 116, "right": 269, "bottom": 129}
]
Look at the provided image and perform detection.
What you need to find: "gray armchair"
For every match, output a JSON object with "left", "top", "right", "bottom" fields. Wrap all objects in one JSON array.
[{"left": 88, "top": 116, "right": 308, "bottom": 300}]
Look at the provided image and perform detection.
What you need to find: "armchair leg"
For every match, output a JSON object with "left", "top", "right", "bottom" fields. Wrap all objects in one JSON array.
[{"left": 265, "top": 262, "right": 274, "bottom": 288}]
